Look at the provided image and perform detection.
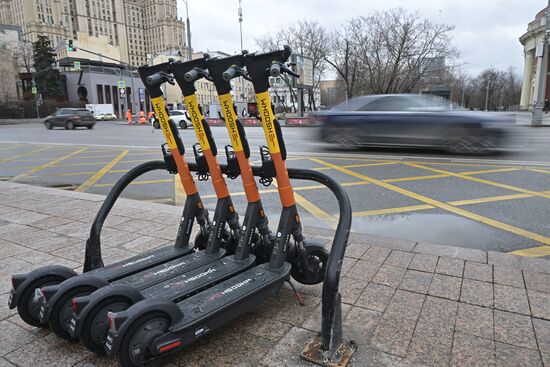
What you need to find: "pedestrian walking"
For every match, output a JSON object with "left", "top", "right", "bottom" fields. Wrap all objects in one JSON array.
[{"left": 126, "top": 109, "right": 132, "bottom": 124}]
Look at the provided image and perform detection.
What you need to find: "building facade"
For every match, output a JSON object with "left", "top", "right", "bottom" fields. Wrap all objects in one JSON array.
[
  {"left": 519, "top": 7, "right": 549, "bottom": 110},
  {"left": 0, "top": 24, "right": 22, "bottom": 102},
  {"left": 0, "top": 0, "right": 187, "bottom": 66}
]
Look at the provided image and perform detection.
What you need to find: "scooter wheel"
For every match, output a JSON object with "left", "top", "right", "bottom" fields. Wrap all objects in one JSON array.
[
  {"left": 80, "top": 296, "right": 133, "bottom": 354},
  {"left": 193, "top": 231, "right": 208, "bottom": 251},
  {"left": 290, "top": 243, "right": 329, "bottom": 285},
  {"left": 117, "top": 311, "right": 171, "bottom": 367},
  {"left": 16, "top": 275, "right": 67, "bottom": 328},
  {"left": 49, "top": 285, "right": 97, "bottom": 341}
]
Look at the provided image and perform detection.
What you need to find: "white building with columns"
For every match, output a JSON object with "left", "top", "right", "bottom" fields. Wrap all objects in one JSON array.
[{"left": 519, "top": 7, "right": 550, "bottom": 110}]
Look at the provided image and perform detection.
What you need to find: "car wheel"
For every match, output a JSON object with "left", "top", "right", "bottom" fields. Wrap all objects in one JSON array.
[
  {"left": 45, "top": 121, "right": 53, "bottom": 130},
  {"left": 65, "top": 121, "right": 75, "bottom": 130},
  {"left": 179, "top": 120, "right": 188, "bottom": 129},
  {"left": 87, "top": 125, "right": 94, "bottom": 129},
  {"left": 153, "top": 120, "right": 160, "bottom": 129},
  {"left": 445, "top": 136, "right": 496, "bottom": 155}
]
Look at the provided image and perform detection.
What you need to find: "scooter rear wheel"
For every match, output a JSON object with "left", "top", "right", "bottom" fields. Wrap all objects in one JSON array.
[
  {"left": 80, "top": 295, "right": 133, "bottom": 354},
  {"left": 49, "top": 285, "right": 97, "bottom": 341},
  {"left": 290, "top": 242, "right": 329, "bottom": 285},
  {"left": 16, "top": 275, "right": 67, "bottom": 328},
  {"left": 117, "top": 311, "right": 171, "bottom": 367}
]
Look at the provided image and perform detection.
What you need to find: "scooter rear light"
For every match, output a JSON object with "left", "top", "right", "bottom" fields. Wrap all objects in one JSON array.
[
  {"left": 158, "top": 340, "right": 182, "bottom": 353},
  {"left": 107, "top": 312, "right": 117, "bottom": 333},
  {"left": 71, "top": 298, "right": 78, "bottom": 314},
  {"left": 33, "top": 288, "right": 46, "bottom": 303}
]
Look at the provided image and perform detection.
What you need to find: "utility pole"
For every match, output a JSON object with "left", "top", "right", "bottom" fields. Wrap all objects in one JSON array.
[
  {"left": 532, "top": 0, "right": 550, "bottom": 125},
  {"left": 238, "top": 0, "right": 243, "bottom": 52},
  {"left": 184, "top": 0, "right": 192, "bottom": 60},
  {"left": 485, "top": 83, "right": 489, "bottom": 111}
]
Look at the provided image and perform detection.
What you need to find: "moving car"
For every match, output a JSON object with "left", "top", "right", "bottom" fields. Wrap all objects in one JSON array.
[
  {"left": 316, "top": 94, "right": 513, "bottom": 154},
  {"left": 169, "top": 109, "right": 191, "bottom": 129},
  {"left": 94, "top": 112, "right": 117, "bottom": 121},
  {"left": 44, "top": 108, "right": 96, "bottom": 130}
]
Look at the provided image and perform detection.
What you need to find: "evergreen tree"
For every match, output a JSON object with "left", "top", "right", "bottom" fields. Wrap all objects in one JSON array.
[{"left": 32, "top": 35, "right": 65, "bottom": 98}]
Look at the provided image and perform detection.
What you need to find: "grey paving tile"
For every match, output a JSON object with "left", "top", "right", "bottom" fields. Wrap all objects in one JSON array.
[
  {"left": 385, "top": 290, "right": 425, "bottom": 321},
  {"left": 495, "top": 342, "right": 542, "bottom": 367},
  {"left": 460, "top": 279, "right": 493, "bottom": 308},
  {"left": 341, "top": 257, "right": 358, "bottom": 277},
  {"left": 428, "top": 274, "right": 462, "bottom": 301},
  {"left": 0, "top": 241, "right": 29, "bottom": 259},
  {"left": 340, "top": 276, "right": 368, "bottom": 304},
  {"left": 455, "top": 303, "right": 494, "bottom": 340},
  {"left": 342, "top": 306, "right": 382, "bottom": 346},
  {"left": 346, "top": 259, "right": 381, "bottom": 282},
  {"left": 419, "top": 296, "right": 458, "bottom": 329},
  {"left": 350, "top": 233, "right": 416, "bottom": 252},
  {"left": 436, "top": 257, "right": 465, "bottom": 277},
  {"left": 302, "top": 302, "right": 352, "bottom": 333},
  {"left": 372, "top": 264, "right": 407, "bottom": 288},
  {"left": 362, "top": 245, "right": 392, "bottom": 263},
  {"left": 0, "top": 320, "right": 37, "bottom": 357},
  {"left": 260, "top": 326, "right": 315, "bottom": 367},
  {"left": 356, "top": 283, "right": 395, "bottom": 312},
  {"left": 494, "top": 266, "right": 524, "bottom": 288},
  {"left": 371, "top": 314, "right": 416, "bottom": 357},
  {"left": 523, "top": 271, "right": 550, "bottom": 293},
  {"left": 494, "top": 284, "right": 530, "bottom": 315},
  {"left": 533, "top": 317, "right": 550, "bottom": 352},
  {"left": 451, "top": 332, "right": 495, "bottom": 367},
  {"left": 345, "top": 242, "right": 369, "bottom": 259},
  {"left": 384, "top": 250, "right": 414, "bottom": 268},
  {"left": 415, "top": 242, "right": 487, "bottom": 262},
  {"left": 408, "top": 253, "right": 439, "bottom": 273},
  {"left": 464, "top": 261, "right": 493, "bottom": 282},
  {"left": 399, "top": 269, "right": 433, "bottom": 294},
  {"left": 494, "top": 310, "right": 537, "bottom": 350},
  {"left": 252, "top": 289, "right": 320, "bottom": 327},
  {"left": 407, "top": 320, "right": 453, "bottom": 367},
  {"left": 238, "top": 313, "right": 292, "bottom": 342}
]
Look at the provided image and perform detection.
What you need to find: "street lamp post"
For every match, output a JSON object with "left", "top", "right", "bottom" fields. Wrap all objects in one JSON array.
[
  {"left": 238, "top": 0, "right": 243, "bottom": 52},
  {"left": 183, "top": 0, "right": 192, "bottom": 60}
]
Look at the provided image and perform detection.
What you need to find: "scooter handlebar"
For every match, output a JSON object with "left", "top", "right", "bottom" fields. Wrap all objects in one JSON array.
[
  {"left": 269, "top": 63, "right": 281, "bottom": 78},
  {"left": 222, "top": 66, "right": 237, "bottom": 82},
  {"left": 146, "top": 72, "right": 174, "bottom": 86},
  {"left": 184, "top": 69, "right": 199, "bottom": 82}
]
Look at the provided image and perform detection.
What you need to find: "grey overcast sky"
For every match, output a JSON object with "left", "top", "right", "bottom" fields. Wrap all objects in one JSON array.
[{"left": 178, "top": 0, "right": 543, "bottom": 77}]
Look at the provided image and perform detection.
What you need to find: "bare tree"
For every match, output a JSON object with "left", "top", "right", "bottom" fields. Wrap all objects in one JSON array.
[
  {"left": 256, "top": 20, "right": 330, "bottom": 109},
  {"left": 12, "top": 40, "right": 33, "bottom": 72}
]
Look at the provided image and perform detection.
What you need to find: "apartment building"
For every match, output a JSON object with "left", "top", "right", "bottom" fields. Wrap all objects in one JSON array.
[{"left": 0, "top": 0, "right": 187, "bottom": 66}]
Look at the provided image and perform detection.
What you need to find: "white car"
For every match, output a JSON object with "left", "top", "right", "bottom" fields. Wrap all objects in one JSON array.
[
  {"left": 168, "top": 110, "right": 191, "bottom": 129},
  {"left": 94, "top": 113, "right": 117, "bottom": 121}
]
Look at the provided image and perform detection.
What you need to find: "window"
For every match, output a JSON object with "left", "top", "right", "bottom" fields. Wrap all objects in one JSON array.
[
  {"left": 97, "top": 85, "right": 104, "bottom": 104},
  {"left": 104, "top": 85, "right": 111, "bottom": 104}
]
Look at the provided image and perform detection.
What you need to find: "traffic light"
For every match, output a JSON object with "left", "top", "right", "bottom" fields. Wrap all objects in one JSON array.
[{"left": 67, "top": 39, "right": 76, "bottom": 52}]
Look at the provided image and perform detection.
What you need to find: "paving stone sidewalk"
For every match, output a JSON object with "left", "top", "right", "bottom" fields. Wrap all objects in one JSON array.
[{"left": 0, "top": 181, "right": 549, "bottom": 366}]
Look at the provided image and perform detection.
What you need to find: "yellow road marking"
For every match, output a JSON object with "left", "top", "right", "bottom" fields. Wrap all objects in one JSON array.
[
  {"left": 11, "top": 147, "right": 88, "bottom": 180},
  {"left": 448, "top": 193, "right": 532, "bottom": 206},
  {"left": 314, "top": 161, "right": 399, "bottom": 171},
  {"left": 48, "top": 171, "right": 98, "bottom": 177},
  {"left": 405, "top": 162, "right": 550, "bottom": 200},
  {"left": 527, "top": 168, "right": 550, "bottom": 175},
  {"left": 385, "top": 174, "right": 448, "bottom": 183},
  {"left": 52, "top": 161, "right": 115, "bottom": 167},
  {"left": 75, "top": 150, "right": 129, "bottom": 192},
  {"left": 174, "top": 174, "right": 185, "bottom": 206},
  {"left": 460, "top": 167, "right": 520, "bottom": 175},
  {"left": 0, "top": 143, "right": 24, "bottom": 152},
  {"left": 95, "top": 178, "right": 172, "bottom": 188},
  {"left": 312, "top": 158, "right": 550, "bottom": 245},
  {"left": 353, "top": 205, "right": 433, "bottom": 217},
  {"left": 509, "top": 246, "right": 550, "bottom": 257},
  {"left": 0, "top": 145, "right": 52, "bottom": 163}
]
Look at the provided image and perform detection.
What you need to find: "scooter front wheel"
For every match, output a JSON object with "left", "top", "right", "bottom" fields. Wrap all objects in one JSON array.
[{"left": 290, "top": 242, "right": 328, "bottom": 285}]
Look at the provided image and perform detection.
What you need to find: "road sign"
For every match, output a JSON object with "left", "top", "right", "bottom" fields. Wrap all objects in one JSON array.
[
  {"left": 138, "top": 88, "right": 145, "bottom": 102},
  {"left": 73, "top": 61, "right": 80, "bottom": 71},
  {"left": 36, "top": 94, "right": 42, "bottom": 106},
  {"left": 292, "top": 54, "right": 314, "bottom": 88},
  {"left": 119, "top": 88, "right": 126, "bottom": 99},
  {"left": 118, "top": 80, "right": 126, "bottom": 89},
  {"left": 31, "top": 87, "right": 37, "bottom": 94}
]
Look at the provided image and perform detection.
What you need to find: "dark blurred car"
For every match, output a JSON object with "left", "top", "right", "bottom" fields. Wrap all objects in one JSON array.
[
  {"left": 44, "top": 108, "right": 96, "bottom": 130},
  {"left": 316, "top": 94, "right": 514, "bottom": 154}
]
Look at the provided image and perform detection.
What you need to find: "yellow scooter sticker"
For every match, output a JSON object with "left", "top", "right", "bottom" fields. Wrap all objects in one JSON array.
[
  {"left": 255, "top": 91, "right": 280, "bottom": 154},
  {"left": 184, "top": 94, "right": 211, "bottom": 151},
  {"left": 218, "top": 93, "right": 242, "bottom": 152},
  {"left": 151, "top": 96, "right": 176, "bottom": 151}
]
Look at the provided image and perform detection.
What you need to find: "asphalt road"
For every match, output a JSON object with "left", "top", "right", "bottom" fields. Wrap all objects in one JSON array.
[{"left": 1, "top": 120, "right": 549, "bottom": 258}]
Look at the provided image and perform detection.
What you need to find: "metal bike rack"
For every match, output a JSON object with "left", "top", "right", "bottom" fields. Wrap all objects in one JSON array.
[{"left": 82, "top": 159, "right": 356, "bottom": 366}]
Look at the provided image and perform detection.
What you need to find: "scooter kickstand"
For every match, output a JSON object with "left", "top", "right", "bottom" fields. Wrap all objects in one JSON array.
[{"left": 286, "top": 279, "right": 305, "bottom": 306}]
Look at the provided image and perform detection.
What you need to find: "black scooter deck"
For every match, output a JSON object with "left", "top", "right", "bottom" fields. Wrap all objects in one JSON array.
[
  {"left": 112, "top": 250, "right": 226, "bottom": 290},
  {"left": 87, "top": 246, "right": 193, "bottom": 281},
  {"left": 142, "top": 255, "right": 256, "bottom": 302}
]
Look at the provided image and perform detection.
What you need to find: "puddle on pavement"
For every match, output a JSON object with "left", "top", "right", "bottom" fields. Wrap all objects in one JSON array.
[{"left": 351, "top": 212, "right": 500, "bottom": 248}]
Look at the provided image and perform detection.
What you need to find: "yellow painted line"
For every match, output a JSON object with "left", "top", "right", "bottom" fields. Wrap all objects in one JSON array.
[
  {"left": 48, "top": 171, "right": 98, "bottom": 177},
  {"left": 311, "top": 158, "right": 550, "bottom": 245},
  {"left": 110, "top": 169, "right": 130, "bottom": 173},
  {"left": 0, "top": 143, "right": 24, "bottom": 152},
  {"left": 52, "top": 161, "right": 113, "bottom": 167},
  {"left": 314, "top": 161, "right": 399, "bottom": 171},
  {"left": 527, "top": 168, "right": 550, "bottom": 175},
  {"left": 75, "top": 150, "right": 129, "bottom": 192},
  {"left": 509, "top": 246, "right": 550, "bottom": 257},
  {"left": 448, "top": 193, "right": 532, "bottom": 206},
  {"left": 405, "top": 162, "right": 550, "bottom": 200},
  {"left": 174, "top": 174, "right": 185, "bottom": 206},
  {"left": 0, "top": 145, "right": 52, "bottom": 163},
  {"left": 11, "top": 147, "right": 88, "bottom": 180},
  {"left": 385, "top": 174, "right": 448, "bottom": 183},
  {"left": 460, "top": 167, "right": 520, "bottom": 175},
  {"left": 353, "top": 204, "right": 434, "bottom": 217},
  {"left": 95, "top": 178, "right": 172, "bottom": 188}
]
